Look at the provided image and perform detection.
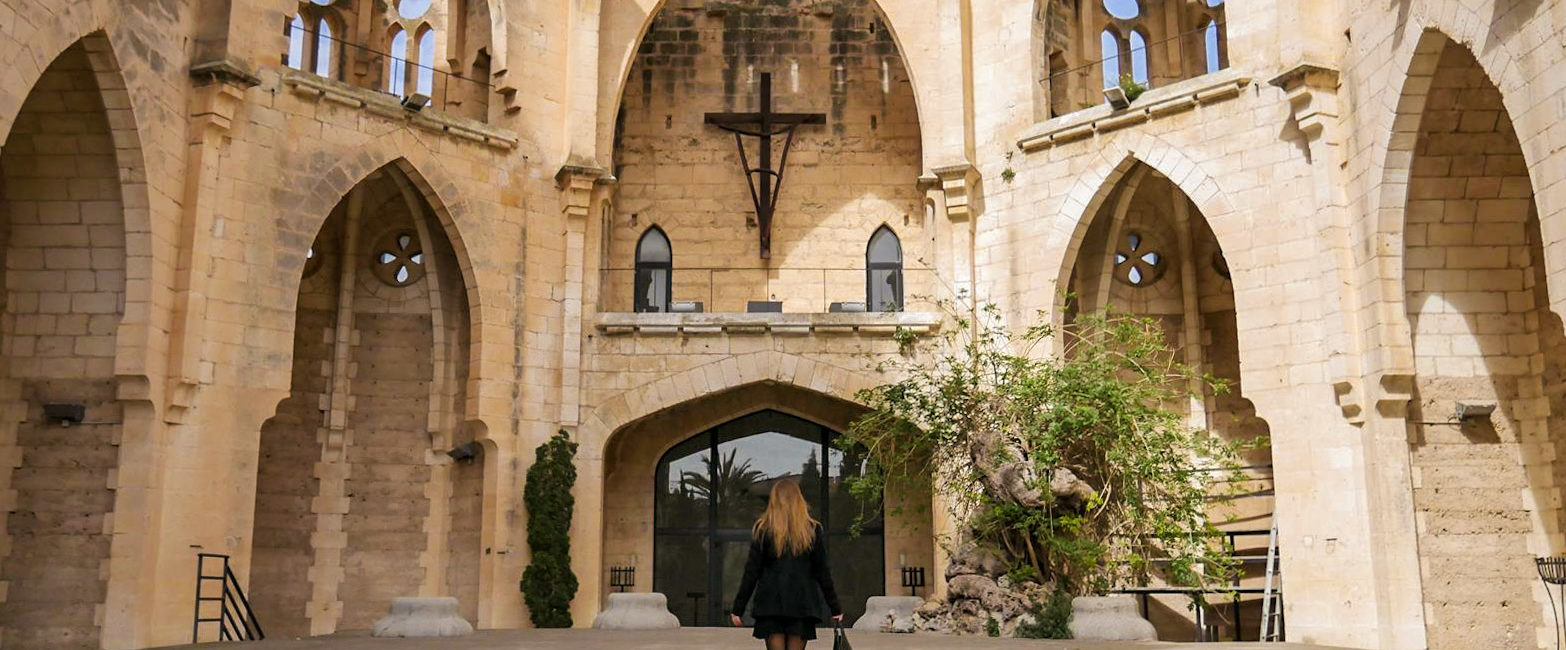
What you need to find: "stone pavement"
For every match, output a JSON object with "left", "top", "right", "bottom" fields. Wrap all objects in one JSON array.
[{"left": 167, "top": 628, "right": 1345, "bottom": 649}]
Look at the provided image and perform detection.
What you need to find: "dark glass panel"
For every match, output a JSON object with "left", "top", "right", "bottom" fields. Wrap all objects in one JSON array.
[
  {"left": 657, "top": 433, "right": 712, "bottom": 529},
  {"left": 655, "top": 534, "right": 711, "bottom": 627}
]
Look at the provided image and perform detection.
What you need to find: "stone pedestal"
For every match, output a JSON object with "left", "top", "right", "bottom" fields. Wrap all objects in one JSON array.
[
  {"left": 592, "top": 592, "right": 682, "bottom": 630},
  {"left": 1068, "top": 595, "right": 1156, "bottom": 641},
  {"left": 853, "top": 596, "right": 925, "bottom": 632},
  {"left": 370, "top": 597, "right": 474, "bottom": 638}
]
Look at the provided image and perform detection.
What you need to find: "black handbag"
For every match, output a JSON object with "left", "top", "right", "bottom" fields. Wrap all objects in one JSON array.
[{"left": 833, "top": 620, "right": 853, "bottom": 650}]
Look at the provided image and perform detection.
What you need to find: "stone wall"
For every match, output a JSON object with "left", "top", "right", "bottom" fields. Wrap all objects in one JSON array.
[
  {"left": 1402, "top": 40, "right": 1552, "bottom": 650},
  {"left": 604, "top": 0, "right": 927, "bottom": 314}
]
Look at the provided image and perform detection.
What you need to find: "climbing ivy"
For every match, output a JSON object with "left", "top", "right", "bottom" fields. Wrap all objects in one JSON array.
[{"left": 521, "top": 429, "right": 579, "bottom": 628}]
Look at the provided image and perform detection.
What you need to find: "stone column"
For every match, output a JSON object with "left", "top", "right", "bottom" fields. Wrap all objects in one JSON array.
[
  {"left": 1272, "top": 64, "right": 1428, "bottom": 649},
  {"left": 1170, "top": 190, "right": 1207, "bottom": 429},
  {"left": 305, "top": 185, "right": 367, "bottom": 636}
]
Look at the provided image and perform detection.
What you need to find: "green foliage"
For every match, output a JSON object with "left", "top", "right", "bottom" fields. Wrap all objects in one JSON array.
[
  {"left": 843, "top": 303, "right": 1260, "bottom": 597},
  {"left": 1119, "top": 73, "right": 1147, "bottom": 103},
  {"left": 1015, "top": 589, "right": 1074, "bottom": 639},
  {"left": 521, "top": 430, "right": 579, "bottom": 628},
  {"left": 1000, "top": 167, "right": 1017, "bottom": 183},
  {"left": 1005, "top": 562, "right": 1043, "bottom": 586},
  {"left": 985, "top": 616, "right": 1001, "bottom": 637}
]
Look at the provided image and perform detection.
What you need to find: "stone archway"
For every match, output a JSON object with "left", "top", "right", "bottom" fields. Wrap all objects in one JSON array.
[
  {"left": 1387, "top": 30, "right": 1564, "bottom": 649},
  {"left": 596, "top": 379, "right": 932, "bottom": 629},
  {"left": 249, "top": 161, "right": 481, "bottom": 638},
  {"left": 574, "top": 351, "right": 917, "bottom": 624},
  {"left": 0, "top": 31, "right": 144, "bottom": 650},
  {"left": 1059, "top": 158, "right": 1273, "bottom": 641}
]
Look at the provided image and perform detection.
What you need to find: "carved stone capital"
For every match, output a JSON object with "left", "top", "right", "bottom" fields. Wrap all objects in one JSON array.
[
  {"left": 556, "top": 163, "right": 609, "bottom": 220},
  {"left": 188, "top": 59, "right": 256, "bottom": 136},
  {"left": 1269, "top": 63, "right": 1341, "bottom": 141},
  {"left": 932, "top": 163, "right": 979, "bottom": 221},
  {"left": 1373, "top": 371, "right": 1417, "bottom": 419}
]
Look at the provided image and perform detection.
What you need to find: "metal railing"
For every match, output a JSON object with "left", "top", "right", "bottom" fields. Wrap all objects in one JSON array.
[
  {"left": 192, "top": 553, "right": 265, "bottom": 643},
  {"left": 1044, "top": 20, "right": 1228, "bottom": 117},
  {"left": 282, "top": 23, "right": 492, "bottom": 121},
  {"left": 599, "top": 266, "right": 945, "bottom": 315}
]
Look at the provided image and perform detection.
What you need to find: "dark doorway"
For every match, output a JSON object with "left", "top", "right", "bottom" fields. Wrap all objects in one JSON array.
[{"left": 653, "top": 410, "right": 883, "bottom": 627}]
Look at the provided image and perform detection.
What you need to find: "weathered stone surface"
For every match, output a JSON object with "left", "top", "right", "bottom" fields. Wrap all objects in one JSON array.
[
  {"left": 853, "top": 596, "right": 924, "bottom": 632},
  {"left": 592, "top": 593, "right": 681, "bottom": 631},
  {"left": 1067, "top": 596, "right": 1155, "bottom": 642},
  {"left": 370, "top": 597, "right": 474, "bottom": 638}
]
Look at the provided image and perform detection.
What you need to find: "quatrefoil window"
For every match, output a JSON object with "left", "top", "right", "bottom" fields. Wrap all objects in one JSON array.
[
  {"left": 1113, "top": 231, "right": 1166, "bottom": 287},
  {"left": 372, "top": 231, "right": 426, "bottom": 287}
]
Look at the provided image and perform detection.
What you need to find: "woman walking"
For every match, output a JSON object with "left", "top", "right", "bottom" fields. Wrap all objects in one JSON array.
[{"left": 730, "top": 479, "right": 843, "bottom": 650}]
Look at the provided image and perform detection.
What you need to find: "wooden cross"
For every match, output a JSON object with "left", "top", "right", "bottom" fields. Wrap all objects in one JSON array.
[{"left": 705, "top": 72, "right": 825, "bottom": 259}]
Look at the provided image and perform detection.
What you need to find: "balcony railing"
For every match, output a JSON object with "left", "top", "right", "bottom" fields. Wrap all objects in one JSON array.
[
  {"left": 282, "top": 24, "right": 491, "bottom": 121},
  {"left": 598, "top": 266, "right": 942, "bottom": 315}
]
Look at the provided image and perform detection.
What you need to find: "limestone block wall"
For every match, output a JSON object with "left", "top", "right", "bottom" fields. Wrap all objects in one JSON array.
[
  {"left": 338, "top": 310, "right": 435, "bottom": 630},
  {"left": 0, "top": 40, "right": 125, "bottom": 650},
  {"left": 604, "top": 0, "right": 928, "bottom": 314},
  {"left": 249, "top": 304, "right": 334, "bottom": 637}
]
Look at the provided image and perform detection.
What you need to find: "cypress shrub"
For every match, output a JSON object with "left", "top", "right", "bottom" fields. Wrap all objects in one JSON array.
[{"left": 520, "top": 429, "right": 579, "bottom": 628}]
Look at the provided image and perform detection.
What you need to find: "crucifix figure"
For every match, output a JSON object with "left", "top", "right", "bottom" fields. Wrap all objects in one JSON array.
[{"left": 705, "top": 72, "right": 826, "bottom": 259}]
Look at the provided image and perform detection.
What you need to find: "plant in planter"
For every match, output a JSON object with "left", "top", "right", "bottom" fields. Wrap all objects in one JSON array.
[
  {"left": 843, "top": 302, "right": 1260, "bottom": 637},
  {"left": 1119, "top": 73, "right": 1148, "bottom": 103}
]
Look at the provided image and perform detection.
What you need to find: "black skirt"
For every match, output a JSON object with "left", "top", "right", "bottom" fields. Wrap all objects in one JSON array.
[{"left": 752, "top": 615, "right": 819, "bottom": 641}]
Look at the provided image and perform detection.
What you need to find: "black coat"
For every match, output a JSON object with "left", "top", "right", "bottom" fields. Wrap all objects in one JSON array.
[{"left": 730, "top": 524, "right": 842, "bottom": 620}]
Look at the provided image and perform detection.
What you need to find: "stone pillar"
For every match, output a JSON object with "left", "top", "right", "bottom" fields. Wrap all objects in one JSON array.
[
  {"left": 1272, "top": 64, "right": 1428, "bottom": 649},
  {"left": 556, "top": 165, "right": 607, "bottom": 429},
  {"left": 1169, "top": 189, "right": 1207, "bottom": 430},
  {"left": 305, "top": 185, "right": 367, "bottom": 636}
]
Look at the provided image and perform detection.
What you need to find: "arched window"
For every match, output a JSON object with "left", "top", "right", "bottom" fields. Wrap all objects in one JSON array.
[
  {"left": 285, "top": 0, "right": 339, "bottom": 78},
  {"left": 1104, "top": 0, "right": 1139, "bottom": 19},
  {"left": 1129, "top": 30, "right": 1149, "bottom": 85},
  {"left": 287, "top": 15, "right": 307, "bottom": 70},
  {"left": 416, "top": 27, "right": 437, "bottom": 97},
  {"left": 1100, "top": 29, "right": 1122, "bottom": 89},
  {"left": 314, "top": 17, "right": 333, "bottom": 77},
  {"left": 635, "top": 227, "right": 672, "bottom": 313},
  {"left": 1203, "top": 20, "right": 1224, "bottom": 74},
  {"left": 398, "top": 0, "right": 432, "bottom": 19},
  {"left": 866, "top": 226, "right": 903, "bottom": 312},
  {"left": 388, "top": 28, "right": 409, "bottom": 96}
]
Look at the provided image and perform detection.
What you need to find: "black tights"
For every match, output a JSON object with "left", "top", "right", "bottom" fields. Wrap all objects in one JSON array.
[{"left": 764, "top": 633, "right": 806, "bottom": 650}]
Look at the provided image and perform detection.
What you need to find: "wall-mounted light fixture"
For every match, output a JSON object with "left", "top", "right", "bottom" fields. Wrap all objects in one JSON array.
[
  {"left": 401, "top": 93, "right": 431, "bottom": 112},
  {"left": 43, "top": 403, "right": 85, "bottom": 427},
  {"left": 1103, "top": 85, "right": 1131, "bottom": 110},
  {"left": 446, "top": 441, "right": 481, "bottom": 462},
  {"left": 1454, "top": 401, "right": 1497, "bottom": 422}
]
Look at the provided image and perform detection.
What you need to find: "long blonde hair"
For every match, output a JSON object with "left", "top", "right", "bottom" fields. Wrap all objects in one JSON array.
[{"left": 754, "top": 479, "right": 818, "bottom": 556}]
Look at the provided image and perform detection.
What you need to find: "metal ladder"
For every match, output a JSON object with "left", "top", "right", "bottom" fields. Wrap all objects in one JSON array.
[{"left": 1259, "top": 515, "right": 1284, "bottom": 641}]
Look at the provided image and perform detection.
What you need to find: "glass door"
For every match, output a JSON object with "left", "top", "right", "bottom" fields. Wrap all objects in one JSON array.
[{"left": 654, "top": 410, "right": 884, "bottom": 627}]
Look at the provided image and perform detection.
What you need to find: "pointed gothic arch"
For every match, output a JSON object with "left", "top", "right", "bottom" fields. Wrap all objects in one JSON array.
[{"left": 0, "top": 30, "right": 151, "bottom": 649}]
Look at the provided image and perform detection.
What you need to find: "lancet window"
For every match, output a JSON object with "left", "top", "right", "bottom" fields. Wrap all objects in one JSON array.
[
  {"left": 866, "top": 227, "right": 904, "bottom": 312},
  {"left": 635, "top": 227, "right": 673, "bottom": 313},
  {"left": 286, "top": 0, "right": 343, "bottom": 79}
]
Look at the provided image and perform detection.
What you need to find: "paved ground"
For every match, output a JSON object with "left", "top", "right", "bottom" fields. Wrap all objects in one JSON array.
[{"left": 167, "top": 628, "right": 1344, "bottom": 649}]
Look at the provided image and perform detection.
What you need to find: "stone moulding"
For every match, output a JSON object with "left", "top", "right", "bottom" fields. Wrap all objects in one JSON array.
[
  {"left": 281, "top": 70, "right": 520, "bottom": 150},
  {"left": 594, "top": 311, "right": 941, "bottom": 336},
  {"left": 1016, "top": 68, "right": 1253, "bottom": 152}
]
